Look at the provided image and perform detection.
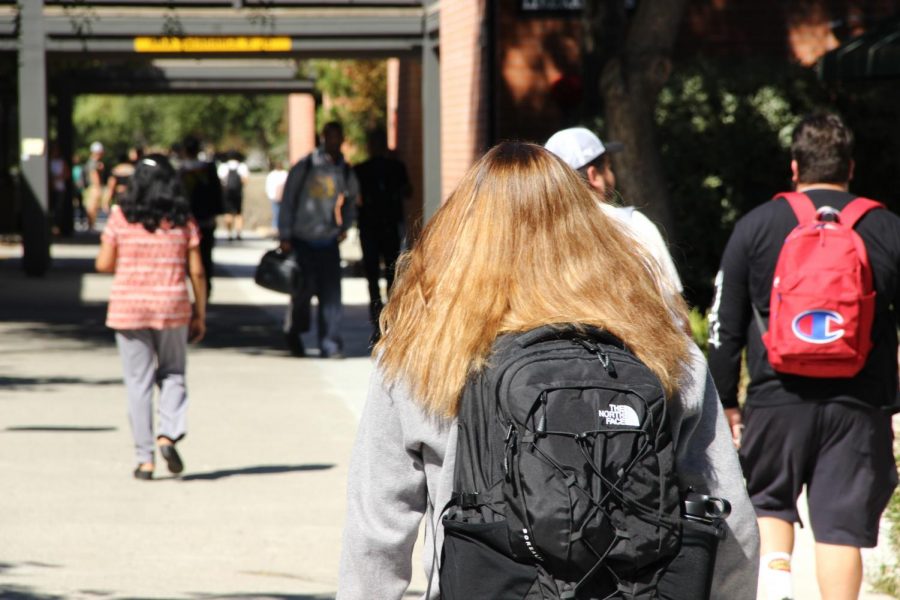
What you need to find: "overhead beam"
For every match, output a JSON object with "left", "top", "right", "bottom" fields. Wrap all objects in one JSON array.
[
  {"left": 41, "top": 8, "right": 424, "bottom": 38},
  {"left": 45, "top": 37, "right": 422, "bottom": 57},
  {"left": 44, "top": 0, "right": 422, "bottom": 5}
]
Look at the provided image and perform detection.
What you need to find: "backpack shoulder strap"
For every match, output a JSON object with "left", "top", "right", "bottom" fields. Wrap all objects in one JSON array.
[
  {"left": 840, "top": 197, "right": 885, "bottom": 229},
  {"left": 773, "top": 191, "right": 816, "bottom": 224}
]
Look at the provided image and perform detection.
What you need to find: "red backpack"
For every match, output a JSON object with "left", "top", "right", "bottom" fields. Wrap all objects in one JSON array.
[{"left": 761, "top": 192, "right": 883, "bottom": 378}]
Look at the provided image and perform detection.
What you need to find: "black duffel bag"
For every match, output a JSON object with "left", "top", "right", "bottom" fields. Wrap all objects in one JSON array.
[{"left": 254, "top": 248, "right": 300, "bottom": 294}]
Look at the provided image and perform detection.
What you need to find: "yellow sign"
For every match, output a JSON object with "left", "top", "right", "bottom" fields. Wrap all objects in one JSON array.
[{"left": 134, "top": 36, "right": 292, "bottom": 53}]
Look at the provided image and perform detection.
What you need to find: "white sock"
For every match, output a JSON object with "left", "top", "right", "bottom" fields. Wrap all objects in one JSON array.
[{"left": 761, "top": 552, "right": 793, "bottom": 600}]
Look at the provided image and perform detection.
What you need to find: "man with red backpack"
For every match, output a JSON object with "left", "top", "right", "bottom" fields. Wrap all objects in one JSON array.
[{"left": 708, "top": 112, "right": 900, "bottom": 600}]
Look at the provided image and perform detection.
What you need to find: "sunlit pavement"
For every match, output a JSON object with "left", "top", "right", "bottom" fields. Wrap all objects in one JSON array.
[
  {"left": 0, "top": 233, "right": 893, "bottom": 600},
  {"left": 0, "top": 233, "right": 426, "bottom": 599}
]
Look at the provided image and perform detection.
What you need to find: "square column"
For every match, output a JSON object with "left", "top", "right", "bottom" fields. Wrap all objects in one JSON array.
[
  {"left": 18, "top": 0, "right": 50, "bottom": 276},
  {"left": 287, "top": 93, "right": 316, "bottom": 165}
]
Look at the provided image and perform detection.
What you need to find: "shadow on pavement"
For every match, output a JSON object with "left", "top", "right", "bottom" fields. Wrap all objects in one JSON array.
[
  {"left": 180, "top": 463, "right": 334, "bottom": 481},
  {"left": 5, "top": 426, "right": 116, "bottom": 433},
  {"left": 1, "top": 253, "right": 374, "bottom": 358},
  {"left": 0, "top": 376, "right": 121, "bottom": 390},
  {"left": 193, "top": 595, "right": 335, "bottom": 600},
  {"left": 0, "top": 586, "right": 66, "bottom": 599}
]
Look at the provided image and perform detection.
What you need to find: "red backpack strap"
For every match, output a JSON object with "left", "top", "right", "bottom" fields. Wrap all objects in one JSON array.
[
  {"left": 840, "top": 197, "right": 885, "bottom": 228},
  {"left": 773, "top": 191, "right": 816, "bottom": 224}
]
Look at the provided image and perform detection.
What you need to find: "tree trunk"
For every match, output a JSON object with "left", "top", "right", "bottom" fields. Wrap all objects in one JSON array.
[{"left": 589, "top": 0, "right": 689, "bottom": 241}]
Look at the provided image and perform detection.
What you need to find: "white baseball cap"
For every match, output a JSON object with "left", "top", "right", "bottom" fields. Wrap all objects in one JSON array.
[
  {"left": 544, "top": 127, "right": 623, "bottom": 170},
  {"left": 90, "top": 141, "right": 104, "bottom": 153}
]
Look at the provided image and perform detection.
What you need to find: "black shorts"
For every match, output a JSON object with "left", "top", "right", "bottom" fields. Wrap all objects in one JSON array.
[
  {"left": 223, "top": 191, "right": 243, "bottom": 215},
  {"left": 740, "top": 401, "right": 897, "bottom": 548}
]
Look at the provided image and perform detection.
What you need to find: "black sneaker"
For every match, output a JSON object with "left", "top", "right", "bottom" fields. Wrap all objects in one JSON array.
[
  {"left": 284, "top": 333, "right": 306, "bottom": 357},
  {"left": 159, "top": 444, "right": 184, "bottom": 475}
]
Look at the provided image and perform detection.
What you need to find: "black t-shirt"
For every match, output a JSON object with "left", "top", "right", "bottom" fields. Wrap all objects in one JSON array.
[
  {"left": 179, "top": 159, "right": 223, "bottom": 223},
  {"left": 354, "top": 156, "right": 409, "bottom": 230},
  {"left": 708, "top": 189, "right": 900, "bottom": 410}
]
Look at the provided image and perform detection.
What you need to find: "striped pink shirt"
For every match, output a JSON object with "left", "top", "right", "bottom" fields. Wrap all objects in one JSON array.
[{"left": 102, "top": 206, "right": 201, "bottom": 330}]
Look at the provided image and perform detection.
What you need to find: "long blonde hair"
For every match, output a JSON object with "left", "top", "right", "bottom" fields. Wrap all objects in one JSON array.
[{"left": 378, "top": 142, "right": 689, "bottom": 418}]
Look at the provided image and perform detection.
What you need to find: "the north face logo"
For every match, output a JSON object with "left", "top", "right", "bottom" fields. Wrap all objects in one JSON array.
[
  {"left": 598, "top": 404, "right": 640, "bottom": 427},
  {"left": 791, "top": 310, "right": 845, "bottom": 344}
]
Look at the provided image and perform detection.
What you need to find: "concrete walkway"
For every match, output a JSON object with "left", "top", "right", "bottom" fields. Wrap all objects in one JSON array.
[{"left": 0, "top": 234, "right": 894, "bottom": 599}]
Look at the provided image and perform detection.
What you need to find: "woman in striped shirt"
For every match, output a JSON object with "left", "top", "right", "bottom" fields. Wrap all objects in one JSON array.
[{"left": 96, "top": 154, "right": 207, "bottom": 480}]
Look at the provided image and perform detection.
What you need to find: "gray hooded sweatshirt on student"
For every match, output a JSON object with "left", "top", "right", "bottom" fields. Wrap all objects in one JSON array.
[{"left": 337, "top": 343, "right": 760, "bottom": 599}]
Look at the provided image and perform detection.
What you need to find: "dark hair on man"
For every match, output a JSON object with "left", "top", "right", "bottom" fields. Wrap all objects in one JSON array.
[
  {"left": 182, "top": 135, "right": 201, "bottom": 157},
  {"left": 366, "top": 127, "right": 388, "bottom": 150},
  {"left": 791, "top": 112, "right": 854, "bottom": 184},
  {"left": 120, "top": 153, "right": 190, "bottom": 233},
  {"left": 322, "top": 121, "right": 343, "bottom": 137},
  {"left": 576, "top": 153, "right": 610, "bottom": 180}
]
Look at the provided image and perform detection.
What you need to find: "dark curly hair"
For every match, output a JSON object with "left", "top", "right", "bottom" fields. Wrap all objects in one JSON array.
[
  {"left": 119, "top": 154, "right": 190, "bottom": 233},
  {"left": 791, "top": 112, "right": 854, "bottom": 184}
]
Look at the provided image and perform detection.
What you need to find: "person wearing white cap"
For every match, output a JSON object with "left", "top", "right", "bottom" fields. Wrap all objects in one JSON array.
[
  {"left": 545, "top": 127, "right": 683, "bottom": 296},
  {"left": 85, "top": 141, "right": 108, "bottom": 231}
]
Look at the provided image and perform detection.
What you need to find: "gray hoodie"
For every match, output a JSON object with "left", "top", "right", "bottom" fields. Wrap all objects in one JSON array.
[{"left": 337, "top": 343, "right": 759, "bottom": 599}]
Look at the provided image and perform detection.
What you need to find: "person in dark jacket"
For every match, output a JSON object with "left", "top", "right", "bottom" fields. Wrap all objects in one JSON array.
[
  {"left": 179, "top": 136, "right": 223, "bottom": 298},
  {"left": 708, "top": 112, "right": 900, "bottom": 600},
  {"left": 353, "top": 128, "right": 410, "bottom": 341},
  {"left": 279, "top": 121, "right": 359, "bottom": 358}
]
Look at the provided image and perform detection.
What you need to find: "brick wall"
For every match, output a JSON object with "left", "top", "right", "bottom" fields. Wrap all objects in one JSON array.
[{"left": 439, "top": 0, "right": 488, "bottom": 199}]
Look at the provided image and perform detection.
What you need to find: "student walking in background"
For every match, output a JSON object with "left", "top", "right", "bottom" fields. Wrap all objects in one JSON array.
[
  {"left": 218, "top": 150, "right": 249, "bottom": 241},
  {"left": 354, "top": 128, "right": 410, "bottom": 343},
  {"left": 180, "top": 136, "right": 223, "bottom": 298},
  {"left": 102, "top": 146, "right": 143, "bottom": 210},
  {"left": 85, "top": 141, "right": 108, "bottom": 231},
  {"left": 95, "top": 154, "right": 207, "bottom": 481},
  {"left": 279, "top": 121, "right": 358, "bottom": 358},
  {"left": 265, "top": 159, "right": 289, "bottom": 236}
]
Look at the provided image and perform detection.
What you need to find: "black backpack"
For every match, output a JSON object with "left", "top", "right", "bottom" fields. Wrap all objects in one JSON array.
[
  {"left": 440, "top": 324, "right": 682, "bottom": 600},
  {"left": 225, "top": 166, "right": 243, "bottom": 198}
]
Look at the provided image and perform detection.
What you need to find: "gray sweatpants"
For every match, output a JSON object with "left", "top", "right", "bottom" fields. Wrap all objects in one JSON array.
[{"left": 115, "top": 326, "right": 188, "bottom": 464}]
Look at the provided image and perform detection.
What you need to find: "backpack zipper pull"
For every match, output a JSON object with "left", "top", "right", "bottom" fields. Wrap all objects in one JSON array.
[
  {"left": 597, "top": 349, "right": 617, "bottom": 377},
  {"left": 503, "top": 423, "right": 516, "bottom": 479}
]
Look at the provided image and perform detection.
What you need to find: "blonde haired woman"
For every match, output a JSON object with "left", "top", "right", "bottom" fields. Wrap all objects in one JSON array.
[{"left": 337, "top": 142, "right": 758, "bottom": 599}]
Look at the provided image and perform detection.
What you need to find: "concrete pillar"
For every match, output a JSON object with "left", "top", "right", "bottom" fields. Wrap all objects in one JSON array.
[
  {"left": 287, "top": 93, "right": 316, "bottom": 165},
  {"left": 422, "top": 31, "right": 442, "bottom": 221},
  {"left": 386, "top": 58, "right": 400, "bottom": 151},
  {"left": 18, "top": 0, "right": 50, "bottom": 276}
]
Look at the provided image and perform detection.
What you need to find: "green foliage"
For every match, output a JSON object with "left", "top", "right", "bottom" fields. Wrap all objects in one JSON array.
[
  {"left": 73, "top": 94, "right": 287, "bottom": 162},
  {"left": 655, "top": 59, "right": 900, "bottom": 310},
  {"left": 689, "top": 307, "right": 709, "bottom": 355},
  {"left": 308, "top": 59, "right": 387, "bottom": 163},
  {"left": 834, "top": 81, "right": 900, "bottom": 214},
  {"left": 655, "top": 59, "right": 826, "bottom": 308}
]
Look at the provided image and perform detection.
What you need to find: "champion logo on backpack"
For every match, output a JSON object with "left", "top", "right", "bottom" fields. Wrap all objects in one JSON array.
[
  {"left": 791, "top": 309, "right": 845, "bottom": 344},
  {"left": 598, "top": 404, "right": 641, "bottom": 427}
]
